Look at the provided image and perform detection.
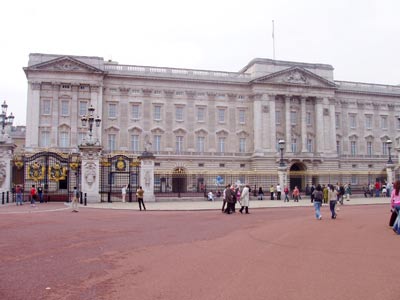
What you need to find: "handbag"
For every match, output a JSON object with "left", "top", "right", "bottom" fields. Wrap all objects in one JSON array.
[{"left": 389, "top": 209, "right": 398, "bottom": 227}]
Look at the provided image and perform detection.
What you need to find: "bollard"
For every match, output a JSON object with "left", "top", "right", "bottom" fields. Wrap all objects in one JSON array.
[
  {"left": 80, "top": 192, "right": 83, "bottom": 205},
  {"left": 1, "top": 192, "right": 4, "bottom": 205},
  {"left": 84, "top": 193, "right": 87, "bottom": 206},
  {"left": 6, "top": 191, "right": 9, "bottom": 203},
  {"left": 108, "top": 192, "right": 111, "bottom": 203}
]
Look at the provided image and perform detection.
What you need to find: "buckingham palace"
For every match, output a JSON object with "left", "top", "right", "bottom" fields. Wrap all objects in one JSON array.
[{"left": 19, "top": 53, "right": 400, "bottom": 199}]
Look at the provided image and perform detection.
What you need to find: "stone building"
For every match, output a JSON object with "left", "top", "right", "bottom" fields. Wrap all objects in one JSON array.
[{"left": 23, "top": 53, "right": 400, "bottom": 192}]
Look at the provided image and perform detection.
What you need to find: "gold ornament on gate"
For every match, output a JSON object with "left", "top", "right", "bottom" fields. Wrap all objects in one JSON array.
[
  {"left": 49, "top": 163, "right": 67, "bottom": 181},
  {"left": 28, "top": 162, "right": 45, "bottom": 181}
]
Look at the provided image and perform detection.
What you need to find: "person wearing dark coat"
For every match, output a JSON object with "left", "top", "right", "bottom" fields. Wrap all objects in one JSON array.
[{"left": 224, "top": 185, "right": 235, "bottom": 214}]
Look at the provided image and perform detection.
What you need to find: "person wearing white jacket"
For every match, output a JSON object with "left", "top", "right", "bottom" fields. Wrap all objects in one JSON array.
[{"left": 239, "top": 185, "right": 250, "bottom": 214}]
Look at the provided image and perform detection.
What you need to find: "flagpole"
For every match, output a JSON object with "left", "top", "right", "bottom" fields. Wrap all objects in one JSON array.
[{"left": 272, "top": 20, "right": 276, "bottom": 60}]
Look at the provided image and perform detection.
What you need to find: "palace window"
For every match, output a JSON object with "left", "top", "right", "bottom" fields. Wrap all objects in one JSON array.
[
  {"left": 382, "top": 142, "right": 388, "bottom": 155},
  {"left": 196, "top": 136, "right": 205, "bottom": 152},
  {"left": 130, "top": 134, "right": 139, "bottom": 152},
  {"left": 290, "top": 111, "right": 297, "bottom": 125},
  {"left": 153, "top": 135, "right": 161, "bottom": 152},
  {"left": 131, "top": 105, "right": 140, "bottom": 119},
  {"left": 154, "top": 105, "right": 161, "bottom": 121},
  {"left": 197, "top": 107, "right": 205, "bottom": 122},
  {"left": 291, "top": 138, "right": 297, "bottom": 153},
  {"left": 306, "top": 112, "right": 312, "bottom": 125},
  {"left": 307, "top": 139, "right": 313, "bottom": 152},
  {"left": 335, "top": 113, "right": 340, "bottom": 129},
  {"left": 365, "top": 115, "right": 372, "bottom": 129},
  {"left": 175, "top": 106, "right": 184, "bottom": 121},
  {"left": 381, "top": 116, "right": 388, "bottom": 129},
  {"left": 40, "top": 131, "right": 50, "bottom": 147},
  {"left": 239, "top": 109, "right": 245, "bottom": 124},
  {"left": 367, "top": 141, "right": 373, "bottom": 156},
  {"left": 61, "top": 100, "right": 69, "bottom": 116},
  {"left": 218, "top": 108, "right": 225, "bottom": 123},
  {"left": 108, "top": 103, "right": 117, "bottom": 118},
  {"left": 218, "top": 137, "right": 225, "bottom": 153},
  {"left": 336, "top": 141, "right": 341, "bottom": 155},
  {"left": 78, "top": 132, "right": 86, "bottom": 145},
  {"left": 59, "top": 131, "right": 70, "bottom": 148},
  {"left": 79, "top": 101, "right": 88, "bottom": 116},
  {"left": 349, "top": 114, "right": 357, "bottom": 129},
  {"left": 239, "top": 138, "right": 246, "bottom": 153},
  {"left": 350, "top": 141, "right": 357, "bottom": 156},
  {"left": 176, "top": 136, "right": 184, "bottom": 153},
  {"left": 275, "top": 111, "right": 281, "bottom": 125},
  {"left": 42, "top": 100, "right": 51, "bottom": 115},
  {"left": 108, "top": 134, "right": 116, "bottom": 151}
]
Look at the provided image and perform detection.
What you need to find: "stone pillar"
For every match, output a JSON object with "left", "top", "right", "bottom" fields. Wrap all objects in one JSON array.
[
  {"left": 51, "top": 82, "right": 60, "bottom": 147},
  {"left": 278, "top": 166, "right": 288, "bottom": 191},
  {"left": 253, "top": 94, "right": 263, "bottom": 153},
  {"left": 25, "top": 81, "right": 41, "bottom": 149},
  {"left": 266, "top": 94, "right": 276, "bottom": 151},
  {"left": 329, "top": 98, "right": 337, "bottom": 153},
  {"left": 301, "top": 96, "right": 307, "bottom": 152},
  {"left": 284, "top": 95, "right": 291, "bottom": 152},
  {"left": 386, "top": 163, "right": 395, "bottom": 185},
  {"left": 139, "top": 151, "right": 155, "bottom": 202},
  {"left": 79, "top": 145, "right": 102, "bottom": 203},
  {"left": 315, "top": 98, "right": 324, "bottom": 153},
  {"left": 0, "top": 142, "right": 16, "bottom": 193}
]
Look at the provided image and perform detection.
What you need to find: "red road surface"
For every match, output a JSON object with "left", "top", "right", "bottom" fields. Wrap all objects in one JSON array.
[{"left": 0, "top": 204, "right": 399, "bottom": 300}]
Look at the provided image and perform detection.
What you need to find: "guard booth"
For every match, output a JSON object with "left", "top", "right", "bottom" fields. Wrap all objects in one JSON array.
[
  {"left": 99, "top": 154, "right": 141, "bottom": 202},
  {"left": 12, "top": 151, "right": 80, "bottom": 202}
]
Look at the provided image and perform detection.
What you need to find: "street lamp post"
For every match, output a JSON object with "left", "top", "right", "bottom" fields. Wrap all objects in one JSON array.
[
  {"left": 278, "top": 139, "right": 285, "bottom": 167},
  {"left": 81, "top": 104, "right": 101, "bottom": 146},
  {"left": 386, "top": 139, "right": 393, "bottom": 164},
  {"left": 0, "top": 101, "right": 14, "bottom": 142}
]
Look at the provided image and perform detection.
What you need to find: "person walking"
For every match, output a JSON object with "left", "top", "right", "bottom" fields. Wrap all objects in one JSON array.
[
  {"left": 30, "top": 184, "right": 37, "bottom": 207},
  {"left": 390, "top": 180, "right": 400, "bottom": 234},
  {"left": 258, "top": 187, "right": 264, "bottom": 200},
  {"left": 71, "top": 186, "right": 79, "bottom": 212},
  {"left": 345, "top": 183, "right": 352, "bottom": 201},
  {"left": 38, "top": 185, "right": 44, "bottom": 203},
  {"left": 121, "top": 184, "right": 128, "bottom": 203},
  {"left": 312, "top": 184, "right": 323, "bottom": 220},
  {"left": 15, "top": 185, "right": 23, "bottom": 206},
  {"left": 276, "top": 183, "right": 281, "bottom": 200},
  {"left": 323, "top": 185, "right": 329, "bottom": 204},
  {"left": 224, "top": 185, "right": 235, "bottom": 214},
  {"left": 328, "top": 184, "right": 338, "bottom": 219},
  {"left": 284, "top": 186, "right": 290, "bottom": 202},
  {"left": 222, "top": 184, "right": 229, "bottom": 212},
  {"left": 270, "top": 185, "right": 275, "bottom": 200},
  {"left": 136, "top": 186, "right": 146, "bottom": 211},
  {"left": 293, "top": 186, "right": 300, "bottom": 202},
  {"left": 239, "top": 184, "right": 250, "bottom": 214}
]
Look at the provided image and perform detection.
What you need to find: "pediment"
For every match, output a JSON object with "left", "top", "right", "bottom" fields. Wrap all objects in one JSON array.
[
  {"left": 251, "top": 66, "right": 336, "bottom": 88},
  {"left": 25, "top": 56, "right": 103, "bottom": 74}
]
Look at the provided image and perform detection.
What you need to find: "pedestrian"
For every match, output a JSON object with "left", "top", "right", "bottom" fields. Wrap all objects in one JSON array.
[
  {"left": 222, "top": 184, "right": 229, "bottom": 212},
  {"left": 390, "top": 180, "right": 400, "bottom": 234},
  {"left": 345, "top": 183, "right": 352, "bottom": 201},
  {"left": 38, "top": 185, "right": 44, "bottom": 203},
  {"left": 15, "top": 185, "right": 23, "bottom": 206},
  {"left": 375, "top": 181, "right": 381, "bottom": 197},
  {"left": 136, "top": 186, "right": 146, "bottom": 211},
  {"left": 312, "top": 184, "right": 323, "bottom": 220},
  {"left": 30, "top": 184, "right": 37, "bottom": 207},
  {"left": 71, "top": 186, "right": 79, "bottom": 212},
  {"left": 323, "top": 185, "right": 329, "bottom": 204},
  {"left": 270, "top": 185, "right": 275, "bottom": 200},
  {"left": 258, "top": 187, "right": 264, "bottom": 200},
  {"left": 328, "top": 184, "right": 338, "bottom": 219},
  {"left": 224, "top": 185, "right": 235, "bottom": 214},
  {"left": 276, "top": 183, "right": 281, "bottom": 200},
  {"left": 208, "top": 191, "right": 214, "bottom": 201},
  {"left": 239, "top": 184, "right": 250, "bottom": 214},
  {"left": 363, "top": 184, "right": 369, "bottom": 198},
  {"left": 284, "top": 186, "right": 290, "bottom": 202},
  {"left": 293, "top": 186, "right": 299, "bottom": 202},
  {"left": 121, "top": 184, "right": 128, "bottom": 203},
  {"left": 310, "top": 184, "right": 315, "bottom": 203}
]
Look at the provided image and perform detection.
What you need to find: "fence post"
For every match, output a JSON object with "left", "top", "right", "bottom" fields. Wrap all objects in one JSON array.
[
  {"left": 84, "top": 193, "right": 87, "bottom": 206},
  {"left": 80, "top": 192, "right": 83, "bottom": 204},
  {"left": 107, "top": 192, "right": 111, "bottom": 203},
  {"left": 6, "top": 191, "right": 9, "bottom": 203},
  {"left": 1, "top": 192, "right": 4, "bottom": 204}
]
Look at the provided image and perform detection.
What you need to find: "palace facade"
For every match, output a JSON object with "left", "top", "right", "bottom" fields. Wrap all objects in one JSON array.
[{"left": 23, "top": 53, "right": 400, "bottom": 192}]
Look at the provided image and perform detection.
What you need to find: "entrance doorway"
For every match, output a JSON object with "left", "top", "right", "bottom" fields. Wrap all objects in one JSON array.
[{"left": 289, "top": 163, "right": 307, "bottom": 192}]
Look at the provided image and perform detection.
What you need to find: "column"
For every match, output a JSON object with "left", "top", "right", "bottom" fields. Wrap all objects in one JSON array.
[
  {"left": 25, "top": 81, "right": 41, "bottom": 149},
  {"left": 79, "top": 145, "right": 102, "bottom": 203},
  {"left": 253, "top": 94, "right": 263, "bottom": 153},
  {"left": 51, "top": 82, "right": 60, "bottom": 148},
  {"left": 267, "top": 94, "right": 276, "bottom": 151},
  {"left": 0, "top": 143, "right": 17, "bottom": 194},
  {"left": 140, "top": 152, "right": 155, "bottom": 202},
  {"left": 386, "top": 163, "right": 395, "bottom": 185},
  {"left": 301, "top": 97, "right": 307, "bottom": 152},
  {"left": 315, "top": 98, "right": 324, "bottom": 153},
  {"left": 285, "top": 95, "right": 291, "bottom": 152},
  {"left": 329, "top": 98, "right": 337, "bottom": 153}
]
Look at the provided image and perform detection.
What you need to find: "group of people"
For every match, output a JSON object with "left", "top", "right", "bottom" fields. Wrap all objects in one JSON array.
[
  {"left": 221, "top": 184, "right": 250, "bottom": 214},
  {"left": 363, "top": 181, "right": 392, "bottom": 198},
  {"left": 13, "top": 184, "right": 45, "bottom": 207},
  {"left": 121, "top": 184, "right": 146, "bottom": 211}
]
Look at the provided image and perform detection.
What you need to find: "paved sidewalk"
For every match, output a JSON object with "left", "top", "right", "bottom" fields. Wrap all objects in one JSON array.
[{"left": 85, "top": 196, "right": 391, "bottom": 211}]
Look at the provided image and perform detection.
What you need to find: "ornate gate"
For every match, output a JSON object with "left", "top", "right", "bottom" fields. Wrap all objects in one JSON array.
[
  {"left": 99, "top": 155, "right": 141, "bottom": 202},
  {"left": 12, "top": 151, "right": 80, "bottom": 202}
]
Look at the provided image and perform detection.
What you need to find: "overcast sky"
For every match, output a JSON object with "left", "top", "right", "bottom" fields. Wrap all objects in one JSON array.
[{"left": 0, "top": 0, "right": 399, "bottom": 125}]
